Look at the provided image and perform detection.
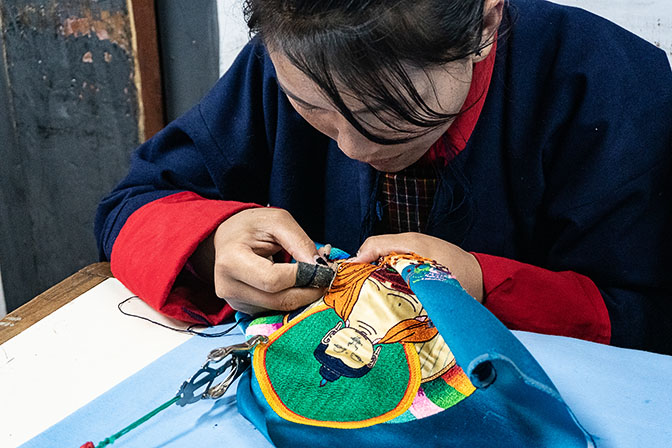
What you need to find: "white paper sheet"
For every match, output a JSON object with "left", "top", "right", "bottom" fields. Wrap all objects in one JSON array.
[{"left": 0, "top": 279, "right": 192, "bottom": 448}]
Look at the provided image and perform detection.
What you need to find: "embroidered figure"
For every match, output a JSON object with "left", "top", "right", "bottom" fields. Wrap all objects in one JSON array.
[
  {"left": 315, "top": 260, "right": 454, "bottom": 386},
  {"left": 246, "top": 253, "right": 475, "bottom": 428}
]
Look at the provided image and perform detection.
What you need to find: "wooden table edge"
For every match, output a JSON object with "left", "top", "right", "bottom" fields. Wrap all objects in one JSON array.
[{"left": 0, "top": 262, "right": 113, "bottom": 345}]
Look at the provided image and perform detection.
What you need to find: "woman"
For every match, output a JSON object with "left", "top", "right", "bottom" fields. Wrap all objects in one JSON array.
[{"left": 95, "top": 0, "right": 672, "bottom": 354}]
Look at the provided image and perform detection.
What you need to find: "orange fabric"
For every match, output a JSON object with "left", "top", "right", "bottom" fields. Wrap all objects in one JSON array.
[
  {"left": 378, "top": 318, "right": 438, "bottom": 344},
  {"left": 325, "top": 257, "right": 439, "bottom": 344},
  {"left": 324, "top": 263, "right": 380, "bottom": 321}
]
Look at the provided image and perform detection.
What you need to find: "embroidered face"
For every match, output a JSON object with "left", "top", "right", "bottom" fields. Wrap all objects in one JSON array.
[
  {"left": 313, "top": 322, "right": 381, "bottom": 386},
  {"left": 325, "top": 327, "right": 374, "bottom": 369}
]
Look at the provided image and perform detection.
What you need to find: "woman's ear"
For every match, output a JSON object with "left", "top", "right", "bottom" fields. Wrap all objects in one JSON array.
[{"left": 473, "top": 0, "right": 505, "bottom": 63}]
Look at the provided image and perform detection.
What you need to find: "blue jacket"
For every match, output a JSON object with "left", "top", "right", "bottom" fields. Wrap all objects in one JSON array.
[{"left": 95, "top": 0, "right": 672, "bottom": 353}]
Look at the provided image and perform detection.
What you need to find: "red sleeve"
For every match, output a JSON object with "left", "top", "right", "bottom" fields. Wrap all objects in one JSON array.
[
  {"left": 472, "top": 252, "right": 611, "bottom": 344},
  {"left": 110, "top": 191, "right": 262, "bottom": 325}
]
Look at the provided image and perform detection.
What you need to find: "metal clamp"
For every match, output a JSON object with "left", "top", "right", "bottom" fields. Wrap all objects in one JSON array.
[{"left": 176, "top": 335, "right": 268, "bottom": 406}]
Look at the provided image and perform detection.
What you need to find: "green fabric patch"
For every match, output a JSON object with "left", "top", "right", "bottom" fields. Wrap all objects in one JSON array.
[
  {"left": 250, "top": 314, "right": 284, "bottom": 326},
  {"left": 422, "top": 377, "right": 465, "bottom": 409},
  {"left": 264, "top": 308, "right": 414, "bottom": 423}
]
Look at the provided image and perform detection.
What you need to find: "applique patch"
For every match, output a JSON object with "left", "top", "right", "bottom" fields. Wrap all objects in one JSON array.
[{"left": 245, "top": 253, "right": 475, "bottom": 428}]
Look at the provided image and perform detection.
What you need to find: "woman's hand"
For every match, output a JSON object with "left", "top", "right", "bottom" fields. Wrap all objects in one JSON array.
[
  {"left": 351, "top": 233, "right": 484, "bottom": 302},
  {"left": 190, "top": 208, "right": 327, "bottom": 314}
]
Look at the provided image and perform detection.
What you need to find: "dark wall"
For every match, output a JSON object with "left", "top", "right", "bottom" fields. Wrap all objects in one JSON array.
[
  {"left": 156, "top": 0, "right": 219, "bottom": 122},
  {"left": 0, "top": 0, "right": 142, "bottom": 311},
  {"left": 0, "top": 0, "right": 220, "bottom": 311}
]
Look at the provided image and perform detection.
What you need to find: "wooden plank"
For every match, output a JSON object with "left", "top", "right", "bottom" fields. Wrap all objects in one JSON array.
[
  {"left": 129, "top": 0, "right": 164, "bottom": 140},
  {"left": 0, "top": 262, "right": 112, "bottom": 345}
]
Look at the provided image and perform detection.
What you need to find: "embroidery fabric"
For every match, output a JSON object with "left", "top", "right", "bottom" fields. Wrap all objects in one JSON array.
[{"left": 243, "top": 253, "right": 476, "bottom": 428}]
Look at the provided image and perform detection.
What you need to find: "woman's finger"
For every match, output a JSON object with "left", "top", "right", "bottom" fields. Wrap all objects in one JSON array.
[
  {"left": 215, "top": 243, "right": 300, "bottom": 293},
  {"left": 214, "top": 208, "right": 325, "bottom": 293},
  {"left": 217, "top": 276, "right": 326, "bottom": 314},
  {"left": 251, "top": 208, "right": 320, "bottom": 264},
  {"left": 351, "top": 234, "right": 415, "bottom": 263}
]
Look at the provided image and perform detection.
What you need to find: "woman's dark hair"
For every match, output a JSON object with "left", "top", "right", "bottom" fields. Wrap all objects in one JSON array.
[{"left": 244, "top": 0, "right": 495, "bottom": 144}]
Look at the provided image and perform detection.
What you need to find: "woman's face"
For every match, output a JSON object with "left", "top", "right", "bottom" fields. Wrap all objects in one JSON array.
[{"left": 269, "top": 51, "right": 474, "bottom": 173}]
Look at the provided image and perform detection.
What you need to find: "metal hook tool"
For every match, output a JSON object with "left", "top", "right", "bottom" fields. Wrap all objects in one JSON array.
[{"left": 176, "top": 335, "right": 268, "bottom": 406}]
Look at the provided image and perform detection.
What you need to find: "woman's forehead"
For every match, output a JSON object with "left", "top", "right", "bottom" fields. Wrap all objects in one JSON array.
[{"left": 270, "top": 49, "right": 471, "bottom": 113}]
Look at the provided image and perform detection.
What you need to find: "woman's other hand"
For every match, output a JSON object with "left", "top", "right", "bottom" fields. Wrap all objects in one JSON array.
[{"left": 351, "top": 233, "right": 484, "bottom": 302}]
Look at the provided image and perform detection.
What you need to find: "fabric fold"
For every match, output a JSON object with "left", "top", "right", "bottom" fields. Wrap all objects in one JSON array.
[
  {"left": 473, "top": 252, "right": 611, "bottom": 344},
  {"left": 111, "top": 191, "right": 262, "bottom": 324}
]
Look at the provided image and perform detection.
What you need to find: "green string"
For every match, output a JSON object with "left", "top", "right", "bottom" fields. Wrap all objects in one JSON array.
[{"left": 95, "top": 395, "right": 180, "bottom": 447}]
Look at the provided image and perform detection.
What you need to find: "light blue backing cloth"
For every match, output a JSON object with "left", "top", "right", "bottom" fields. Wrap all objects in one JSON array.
[
  {"left": 516, "top": 331, "right": 672, "bottom": 448},
  {"left": 21, "top": 329, "right": 269, "bottom": 448},
  {"left": 22, "top": 328, "right": 672, "bottom": 447}
]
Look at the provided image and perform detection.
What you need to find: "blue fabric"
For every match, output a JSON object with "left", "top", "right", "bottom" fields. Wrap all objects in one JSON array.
[
  {"left": 515, "top": 331, "right": 672, "bottom": 447},
  {"left": 20, "top": 330, "right": 269, "bottom": 448},
  {"left": 21, "top": 324, "right": 672, "bottom": 447},
  {"left": 235, "top": 260, "right": 594, "bottom": 447},
  {"left": 95, "top": 0, "right": 672, "bottom": 354}
]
